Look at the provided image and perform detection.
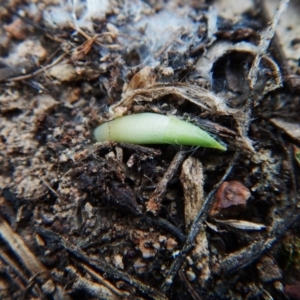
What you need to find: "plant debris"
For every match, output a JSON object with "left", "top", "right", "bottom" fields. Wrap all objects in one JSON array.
[
  {"left": 0, "top": 0, "right": 299, "bottom": 299},
  {"left": 210, "top": 180, "right": 251, "bottom": 216}
]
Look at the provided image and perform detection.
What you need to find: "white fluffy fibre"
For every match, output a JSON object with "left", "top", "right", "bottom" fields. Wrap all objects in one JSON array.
[
  {"left": 86, "top": 0, "right": 109, "bottom": 17},
  {"left": 121, "top": 1, "right": 202, "bottom": 65},
  {"left": 42, "top": 0, "right": 202, "bottom": 64},
  {"left": 43, "top": 2, "right": 73, "bottom": 28},
  {"left": 43, "top": 0, "right": 110, "bottom": 31}
]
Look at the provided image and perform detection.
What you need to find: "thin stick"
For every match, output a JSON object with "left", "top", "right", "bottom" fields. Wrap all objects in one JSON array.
[
  {"left": 8, "top": 53, "right": 68, "bottom": 82},
  {"left": 220, "top": 208, "right": 300, "bottom": 274},
  {"left": 160, "top": 151, "right": 239, "bottom": 292},
  {"left": 36, "top": 227, "right": 168, "bottom": 300},
  {"left": 146, "top": 150, "right": 186, "bottom": 214},
  {"left": 80, "top": 263, "right": 130, "bottom": 297},
  {"left": 277, "top": 135, "right": 298, "bottom": 204},
  {"left": 179, "top": 270, "right": 203, "bottom": 300},
  {"left": 248, "top": 0, "right": 289, "bottom": 89},
  {"left": 119, "top": 142, "right": 162, "bottom": 156},
  {"left": 0, "top": 218, "right": 46, "bottom": 275},
  {"left": 154, "top": 28, "right": 185, "bottom": 59},
  {"left": 38, "top": 176, "right": 65, "bottom": 202}
]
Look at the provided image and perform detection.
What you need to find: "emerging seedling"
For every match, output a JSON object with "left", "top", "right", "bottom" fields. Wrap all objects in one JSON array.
[{"left": 94, "top": 113, "right": 226, "bottom": 150}]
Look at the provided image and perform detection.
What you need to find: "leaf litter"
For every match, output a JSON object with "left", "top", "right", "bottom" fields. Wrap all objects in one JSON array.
[{"left": 0, "top": 0, "right": 299, "bottom": 299}]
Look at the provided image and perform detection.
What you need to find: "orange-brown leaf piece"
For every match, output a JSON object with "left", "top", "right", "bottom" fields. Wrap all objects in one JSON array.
[
  {"left": 72, "top": 35, "right": 99, "bottom": 61},
  {"left": 126, "top": 66, "right": 157, "bottom": 92},
  {"left": 210, "top": 181, "right": 251, "bottom": 216}
]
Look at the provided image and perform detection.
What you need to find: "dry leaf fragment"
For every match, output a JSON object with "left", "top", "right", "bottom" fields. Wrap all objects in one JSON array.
[
  {"left": 180, "top": 157, "right": 204, "bottom": 232},
  {"left": 263, "top": 0, "right": 299, "bottom": 90},
  {"left": 70, "top": 271, "right": 119, "bottom": 300},
  {"left": 71, "top": 35, "right": 99, "bottom": 61},
  {"left": 210, "top": 181, "right": 251, "bottom": 215},
  {"left": 195, "top": 41, "right": 282, "bottom": 94},
  {"left": 270, "top": 118, "right": 300, "bottom": 143},
  {"left": 125, "top": 66, "right": 157, "bottom": 92},
  {"left": 49, "top": 63, "right": 100, "bottom": 82},
  {"left": 215, "top": 219, "right": 266, "bottom": 231},
  {"left": 49, "top": 64, "right": 78, "bottom": 82},
  {"left": 256, "top": 256, "right": 282, "bottom": 282}
]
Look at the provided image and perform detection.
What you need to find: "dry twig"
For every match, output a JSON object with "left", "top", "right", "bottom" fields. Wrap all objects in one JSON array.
[
  {"left": 160, "top": 151, "right": 239, "bottom": 292},
  {"left": 0, "top": 217, "right": 46, "bottom": 276},
  {"left": 146, "top": 151, "right": 186, "bottom": 214},
  {"left": 179, "top": 270, "right": 203, "bottom": 300},
  {"left": 7, "top": 53, "right": 67, "bottom": 82},
  {"left": 36, "top": 227, "right": 168, "bottom": 300}
]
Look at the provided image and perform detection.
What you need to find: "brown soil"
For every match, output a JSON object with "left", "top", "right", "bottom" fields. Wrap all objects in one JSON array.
[{"left": 0, "top": 0, "right": 300, "bottom": 299}]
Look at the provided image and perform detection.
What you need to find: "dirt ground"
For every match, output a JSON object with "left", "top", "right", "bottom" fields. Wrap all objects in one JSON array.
[{"left": 0, "top": 0, "right": 300, "bottom": 299}]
